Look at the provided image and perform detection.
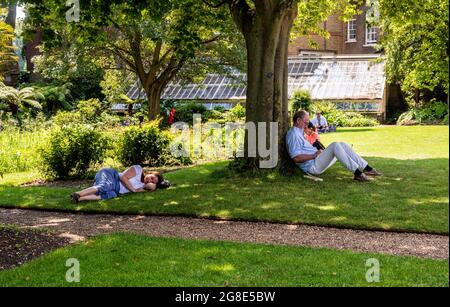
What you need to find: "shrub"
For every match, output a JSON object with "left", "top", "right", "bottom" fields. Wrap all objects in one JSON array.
[
  {"left": 53, "top": 111, "right": 84, "bottom": 126},
  {"left": 173, "top": 101, "right": 209, "bottom": 124},
  {"left": 76, "top": 98, "right": 102, "bottom": 121},
  {"left": 118, "top": 120, "right": 192, "bottom": 167},
  {"left": 40, "top": 124, "right": 109, "bottom": 179},
  {"left": 343, "top": 112, "right": 379, "bottom": 127},
  {"left": 397, "top": 101, "right": 449, "bottom": 125},
  {"left": 97, "top": 112, "right": 122, "bottom": 128},
  {"left": 225, "top": 104, "right": 246, "bottom": 122},
  {"left": 207, "top": 109, "right": 226, "bottom": 121},
  {"left": 290, "top": 89, "right": 312, "bottom": 112},
  {"left": 230, "top": 103, "right": 246, "bottom": 119},
  {"left": 396, "top": 110, "right": 419, "bottom": 126},
  {"left": 53, "top": 107, "right": 122, "bottom": 129},
  {"left": 311, "top": 101, "right": 379, "bottom": 127},
  {"left": 37, "top": 83, "right": 73, "bottom": 113}
]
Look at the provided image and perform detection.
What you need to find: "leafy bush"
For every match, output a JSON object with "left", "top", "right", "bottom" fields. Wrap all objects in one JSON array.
[
  {"left": 40, "top": 124, "right": 110, "bottom": 179},
  {"left": 207, "top": 109, "right": 226, "bottom": 121},
  {"left": 76, "top": 98, "right": 102, "bottom": 121},
  {"left": 397, "top": 101, "right": 449, "bottom": 125},
  {"left": 53, "top": 107, "right": 122, "bottom": 128},
  {"left": 53, "top": 111, "right": 84, "bottom": 126},
  {"left": 0, "top": 82, "right": 44, "bottom": 116},
  {"left": 117, "top": 120, "right": 190, "bottom": 167},
  {"left": 97, "top": 112, "right": 123, "bottom": 128},
  {"left": 173, "top": 101, "right": 209, "bottom": 124},
  {"left": 36, "top": 83, "right": 73, "bottom": 113},
  {"left": 225, "top": 104, "right": 246, "bottom": 122},
  {"left": 396, "top": 109, "right": 419, "bottom": 126},
  {"left": 311, "top": 101, "right": 379, "bottom": 127},
  {"left": 204, "top": 105, "right": 242, "bottom": 124},
  {"left": 290, "top": 89, "right": 312, "bottom": 112},
  {"left": 343, "top": 112, "right": 379, "bottom": 127}
]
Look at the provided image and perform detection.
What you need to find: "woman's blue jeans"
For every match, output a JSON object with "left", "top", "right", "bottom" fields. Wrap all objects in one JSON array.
[{"left": 93, "top": 168, "right": 121, "bottom": 200}]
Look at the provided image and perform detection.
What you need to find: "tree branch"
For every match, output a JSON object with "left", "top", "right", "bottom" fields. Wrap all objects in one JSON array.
[
  {"left": 229, "top": 0, "right": 253, "bottom": 33},
  {"left": 201, "top": 0, "right": 230, "bottom": 8},
  {"left": 201, "top": 34, "right": 222, "bottom": 45}
]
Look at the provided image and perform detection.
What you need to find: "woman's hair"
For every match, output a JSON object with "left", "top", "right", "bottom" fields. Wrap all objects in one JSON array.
[
  {"left": 142, "top": 171, "right": 170, "bottom": 189},
  {"left": 307, "top": 122, "right": 316, "bottom": 131}
]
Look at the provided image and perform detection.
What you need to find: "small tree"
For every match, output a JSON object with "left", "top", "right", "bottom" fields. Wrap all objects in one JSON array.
[
  {"left": 0, "top": 82, "right": 44, "bottom": 115},
  {"left": 290, "top": 89, "right": 312, "bottom": 112}
]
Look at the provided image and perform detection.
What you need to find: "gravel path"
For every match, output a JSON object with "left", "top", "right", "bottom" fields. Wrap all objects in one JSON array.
[{"left": 0, "top": 208, "right": 448, "bottom": 260}]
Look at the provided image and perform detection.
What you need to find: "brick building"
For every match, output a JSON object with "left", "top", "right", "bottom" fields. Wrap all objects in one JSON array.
[{"left": 289, "top": 5, "right": 380, "bottom": 56}]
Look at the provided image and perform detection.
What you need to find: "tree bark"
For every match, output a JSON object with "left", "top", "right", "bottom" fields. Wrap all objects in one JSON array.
[
  {"left": 145, "top": 84, "right": 163, "bottom": 120},
  {"left": 229, "top": 0, "right": 298, "bottom": 172},
  {"left": 5, "top": 2, "right": 16, "bottom": 28}
]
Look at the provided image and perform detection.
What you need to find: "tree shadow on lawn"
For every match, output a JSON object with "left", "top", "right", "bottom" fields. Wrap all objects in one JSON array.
[{"left": 0, "top": 157, "right": 448, "bottom": 234}]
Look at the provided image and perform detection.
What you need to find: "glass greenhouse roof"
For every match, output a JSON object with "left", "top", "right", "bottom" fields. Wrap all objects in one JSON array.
[{"left": 126, "top": 55, "right": 385, "bottom": 101}]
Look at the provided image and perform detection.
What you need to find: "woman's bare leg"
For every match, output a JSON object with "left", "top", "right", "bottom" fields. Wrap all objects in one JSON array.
[
  {"left": 78, "top": 194, "right": 101, "bottom": 202},
  {"left": 76, "top": 186, "right": 99, "bottom": 197}
]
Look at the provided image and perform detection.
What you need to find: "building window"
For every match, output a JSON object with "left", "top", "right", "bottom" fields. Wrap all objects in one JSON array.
[
  {"left": 365, "top": 2, "right": 379, "bottom": 45},
  {"left": 365, "top": 25, "right": 378, "bottom": 44},
  {"left": 346, "top": 19, "right": 357, "bottom": 42}
]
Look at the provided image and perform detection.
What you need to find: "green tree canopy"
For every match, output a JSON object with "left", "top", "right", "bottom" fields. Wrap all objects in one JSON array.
[
  {"left": 23, "top": 0, "right": 245, "bottom": 119},
  {"left": 376, "top": 0, "right": 449, "bottom": 104}
]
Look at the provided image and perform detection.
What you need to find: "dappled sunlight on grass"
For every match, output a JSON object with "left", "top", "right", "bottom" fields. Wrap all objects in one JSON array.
[
  {"left": 311, "top": 205, "right": 338, "bottom": 211},
  {"left": 214, "top": 210, "right": 231, "bottom": 217},
  {"left": 206, "top": 263, "right": 236, "bottom": 273},
  {"left": 407, "top": 197, "right": 449, "bottom": 206},
  {"left": 163, "top": 201, "right": 180, "bottom": 206},
  {"left": 260, "top": 203, "right": 283, "bottom": 210}
]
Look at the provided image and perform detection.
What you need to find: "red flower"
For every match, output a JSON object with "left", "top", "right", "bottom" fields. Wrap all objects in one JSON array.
[{"left": 168, "top": 108, "right": 176, "bottom": 125}]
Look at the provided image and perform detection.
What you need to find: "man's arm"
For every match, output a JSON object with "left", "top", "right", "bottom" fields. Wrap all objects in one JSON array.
[{"left": 292, "top": 151, "right": 321, "bottom": 163}]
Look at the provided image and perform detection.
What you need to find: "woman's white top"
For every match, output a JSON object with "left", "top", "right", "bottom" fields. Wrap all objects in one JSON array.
[{"left": 119, "top": 165, "right": 144, "bottom": 194}]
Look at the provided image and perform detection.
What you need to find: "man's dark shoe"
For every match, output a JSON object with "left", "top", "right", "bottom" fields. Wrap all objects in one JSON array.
[
  {"left": 364, "top": 169, "right": 383, "bottom": 177},
  {"left": 354, "top": 173, "right": 371, "bottom": 182}
]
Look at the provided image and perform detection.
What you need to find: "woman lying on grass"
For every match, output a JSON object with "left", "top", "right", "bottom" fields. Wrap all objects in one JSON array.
[{"left": 70, "top": 165, "right": 170, "bottom": 203}]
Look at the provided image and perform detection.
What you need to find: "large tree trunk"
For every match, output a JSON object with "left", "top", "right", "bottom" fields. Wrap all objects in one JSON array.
[
  {"left": 231, "top": 1, "right": 297, "bottom": 172},
  {"left": 145, "top": 84, "right": 162, "bottom": 120}
]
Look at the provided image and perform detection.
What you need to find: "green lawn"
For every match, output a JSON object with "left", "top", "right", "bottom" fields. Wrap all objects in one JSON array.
[
  {"left": 0, "top": 126, "right": 448, "bottom": 233},
  {"left": 0, "top": 233, "right": 447, "bottom": 287}
]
